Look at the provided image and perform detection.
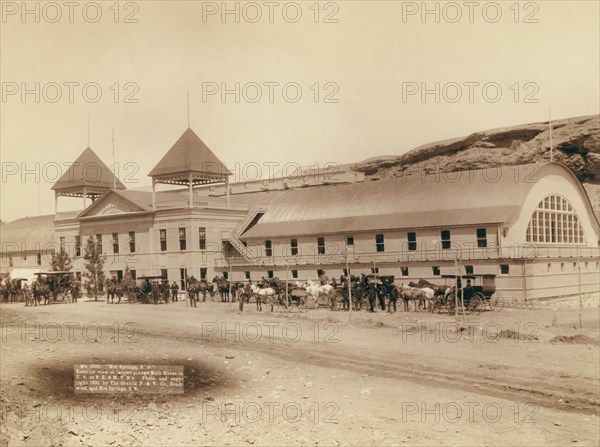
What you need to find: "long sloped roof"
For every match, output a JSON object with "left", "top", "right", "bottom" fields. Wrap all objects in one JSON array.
[
  {"left": 52, "top": 147, "right": 125, "bottom": 191},
  {"left": 0, "top": 214, "right": 55, "bottom": 250},
  {"left": 241, "top": 163, "right": 565, "bottom": 239},
  {"left": 148, "top": 128, "right": 232, "bottom": 178}
]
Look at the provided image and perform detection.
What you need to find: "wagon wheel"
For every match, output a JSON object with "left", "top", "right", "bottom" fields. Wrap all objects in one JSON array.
[
  {"left": 470, "top": 293, "right": 486, "bottom": 314},
  {"left": 127, "top": 292, "right": 136, "bottom": 304},
  {"left": 445, "top": 292, "right": 456, "bottom": 314}
]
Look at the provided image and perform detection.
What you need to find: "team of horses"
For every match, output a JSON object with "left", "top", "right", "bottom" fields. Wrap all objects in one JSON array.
[{"left": 0, "top": 276, "right": 81, "bottom": 307}]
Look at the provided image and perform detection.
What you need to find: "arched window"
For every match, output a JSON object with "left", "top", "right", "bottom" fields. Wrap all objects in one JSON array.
[{"left": 526, "top": 195, "right": 584, "bottom": 244}]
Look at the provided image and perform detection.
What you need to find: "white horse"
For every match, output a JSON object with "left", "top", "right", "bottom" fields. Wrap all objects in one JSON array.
[
  {"left": 305, "top": 280, "right": 336, "bottom": 308},
  {"left": 250, "top": 284, "right": 277, "bottom": 311}
]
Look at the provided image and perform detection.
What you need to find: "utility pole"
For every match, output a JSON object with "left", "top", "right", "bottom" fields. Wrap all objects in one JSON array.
[
  {"left": 285, "top": 259, "right": 289, "bottom": 317},
  {"left": 345, "top": 249, "right": 352, "bottom": 323},
  {"left": 228, "top": 262, "right": 232, "bottom": 311}
]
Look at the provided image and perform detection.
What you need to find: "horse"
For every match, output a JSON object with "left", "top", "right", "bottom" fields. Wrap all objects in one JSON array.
[
  {"left": 32, "top": 281, "right": 51, "bottom": 306},
  {"left": 397, "top": 285, "right": 427, "bottom": 312},
  {"left": 250, "top": 284, "right": 277, "bottom": 311},
  {"left": 407, "top": 281, "right": 437, "bottom": 311},
  {"left": 378, "top": 276, "right": 398, "bottom": 313},
  {"left": 305, "top": 280, "right": 336, "bottom": 309},
  {"left": 213, "top": 276, "right": 230, "bottom": 302}
]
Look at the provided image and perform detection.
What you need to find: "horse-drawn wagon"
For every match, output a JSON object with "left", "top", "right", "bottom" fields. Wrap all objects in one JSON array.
[{"left": 438, "top": 274, "right": 497, "bottom": 314}]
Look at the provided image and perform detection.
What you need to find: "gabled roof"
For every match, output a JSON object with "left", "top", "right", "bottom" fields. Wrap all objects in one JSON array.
[
  {"left": 51, "top": 147, "right": 126, "bottom": 191},
  {"left": 77, "top": 189, "right": 156, "bottom": 218},
  {"left": 148, "top": 128, "right": 232, "bottom": 179}
]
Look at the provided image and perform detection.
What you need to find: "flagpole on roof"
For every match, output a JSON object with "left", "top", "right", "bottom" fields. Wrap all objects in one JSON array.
[
  {"left": 549, "top": 107, "right": 553, "bottom": 162},
  {"left": 187, "top": 91, "right": 190, "bottom": 128},
  {"left": 112, "top": 128, "right": 116, "bottom": 189}
]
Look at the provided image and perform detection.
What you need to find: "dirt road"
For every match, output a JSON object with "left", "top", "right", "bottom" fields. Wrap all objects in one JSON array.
[{"left": 1, "top": 299, "right": 599, "bottom": 446}]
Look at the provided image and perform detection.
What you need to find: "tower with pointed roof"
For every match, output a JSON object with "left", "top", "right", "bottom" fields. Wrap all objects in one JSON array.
[
  {"left": 148, "top": 128, "right": 232, "bottom": 209},
  {"left": 51, "top": 147, "right": 125, "bottom": 213}
]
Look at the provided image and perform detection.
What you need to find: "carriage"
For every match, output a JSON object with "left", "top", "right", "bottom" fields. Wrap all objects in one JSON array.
[
  {"left": 284, "top": 287, "right": 308, "bottom": 312},
  {"left": 438, "top": 274, "right": 497, "bottom": 314},
  {"left": 127, "top": 275, "right": 163, "bottom": 304},
  {"left": 33, "top": 271, "right": 73, "bottom": 304}
]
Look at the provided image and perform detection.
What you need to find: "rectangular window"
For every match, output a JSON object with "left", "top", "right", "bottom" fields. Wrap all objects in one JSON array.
[
  {"left": 432, "top": 266, "right": 440, "bottom": 276},
  {"left": 560, "top": 263, "right": 565, "bottom": 272},
  {"left": 180, "top": 268, "right": 187, "bottom": 290},
  {"left": 160, "top": 229, "right": 167, "bottom": 252},
  {"left": 60, "top": 236, "right": 65, "bottom": 248},
  {"left": 465, "top": 265, "right": 474, "bottom": 275},
  {"left": 179, "top": 228, "right": 186, "bottom": 251},
  {"left": 96, "top": 234, "right": 102, "bottom": 253},
  {"left": 223, "top": 271, "right": 228, "bottom": 280},
  {"left": 317, "top": 237, "right": 325, "bottom": 255},
  {"left": 161, "top": 269, "right": 168, "bottom": 281},
  {"left": 401, "top": 267, "right": 409, "bottom": 277},
  {"left": 75, "top": 236, "right": 81, "bottom": 257},
  {"left": 441, "top": 230, "right": 451, "bottom": 250},
  {"left": 407, "top": 232, "right": 417, "bottom": 251},
  {"left": 128, "top": 231, "right": 135, "bottom": 253},
  {"left": 245, "top": 271, "right": 250, "bottom": 280},
  {"left": 36, "top": 253, "right": 41, "bottom": 266},
  {"left": 200, "top": 268, "right": 207, "bottom": 280},
  {"left": 476, "top": 228, "right": 487, "bottom": 248},
  {"left": 500, "top": 264, "right": 510, "bottom": 275},
  {"left": 290, "top": 239, "right": 298, "bottom": 256},
  {"left": 199, "top": 227, "right": 206, "bottom": 250},
  {"left": 292, "top": 270, "right": 298, "bottom": 279},
  {"left": 547, "top": 263, "right": 552, "bottom": 273},
  {"left": 267, "top": 270, "right": 273, "bottom": 279},
  {"left": 317, "top": 269, "right": 325, "bottom": 277},
  {"left": 343, "top": 268, "right": 349, "bottom": 276},
  {"left": 112, "top": 233, "right": 119, "bottom": 254},
  {"left": 371, "top": 267, "right": 379, "bottom": 274},
  {"left": 265, "top": 240, "right": 272, "bottom": 257},
  {"left": 376, "top": 234, "right": 385, "bottom": 252},
  {"left": 346, "top": 236, "right": 354, "bottom": 246},
  {"left": 130, "top": 270, "right": 136, "bottom": 280}
]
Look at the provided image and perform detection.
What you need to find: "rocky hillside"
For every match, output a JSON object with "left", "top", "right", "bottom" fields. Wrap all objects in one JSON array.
[{"left": 353, "top": 114, "right": 600, "bottom": 221}]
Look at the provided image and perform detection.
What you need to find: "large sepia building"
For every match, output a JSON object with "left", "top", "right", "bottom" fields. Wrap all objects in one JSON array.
[{"left": 1, "top": 127, "right": 599, "bottom": 304}]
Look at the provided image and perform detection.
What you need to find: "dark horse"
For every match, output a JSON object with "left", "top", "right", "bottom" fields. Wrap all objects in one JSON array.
[
  {"left": 32, "top": 281, "right": 51, "bottom": 306},
  {"left": 213, "top": 276, "right": 230, "bottom": 301}
]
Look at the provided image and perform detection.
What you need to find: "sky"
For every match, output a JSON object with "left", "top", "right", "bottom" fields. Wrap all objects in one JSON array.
[{"left": 1, "top": 0, "right": 599, "bottom": 222}]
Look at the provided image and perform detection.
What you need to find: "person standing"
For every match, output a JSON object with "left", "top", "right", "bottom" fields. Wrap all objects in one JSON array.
[
  {"left": 189, "top": 283, "right": 197, "bottom": 307},
  {"left": 171, "top": 281, "right": 179, "bottom": 302},
  {"left": 151, "top": 281, "right": 160, "bottom": 305}
]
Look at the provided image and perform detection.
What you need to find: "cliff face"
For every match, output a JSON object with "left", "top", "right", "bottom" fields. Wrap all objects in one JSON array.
[{"left": 352, "top": 115, "right": 600, "bottom": 221}]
